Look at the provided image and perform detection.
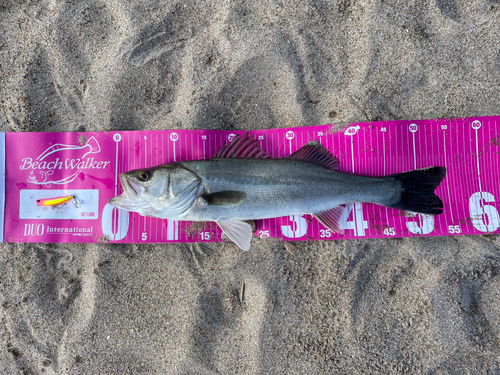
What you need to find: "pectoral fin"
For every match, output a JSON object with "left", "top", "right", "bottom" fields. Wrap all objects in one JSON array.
[
  {"left": 202, "top": 191, "right": 247, "bottom": 206},
  {"left": 314, "top": 206, "right": 346, "bottom": 234},
  {"left": 217, "top": 220, "right": 253, "bottom": 251}
]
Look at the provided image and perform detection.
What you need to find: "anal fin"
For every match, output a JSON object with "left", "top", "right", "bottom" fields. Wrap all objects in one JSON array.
[
  {"left": 217, "top": 220, "right": 253, "bottom": 251},
  {"left": 314, "top": 206, "right": 346, "bottom": 234}
]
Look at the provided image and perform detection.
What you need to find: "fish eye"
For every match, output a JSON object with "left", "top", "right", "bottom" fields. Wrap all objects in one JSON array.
[{"left": 138, "top": 171, "right": 150, "bottom": 182}]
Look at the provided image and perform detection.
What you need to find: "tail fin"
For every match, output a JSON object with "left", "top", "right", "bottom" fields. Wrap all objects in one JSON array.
[
  {"left": 387, "top": 167, "right": 446, "bottom": 215},
  {"left": 86, "top": 136, "right": 101, "bottom": 154}
]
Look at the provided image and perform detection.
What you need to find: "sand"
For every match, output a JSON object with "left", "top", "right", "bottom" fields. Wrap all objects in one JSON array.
[{"left": 1, "top": 0, "right": 500, "bottom": 374}]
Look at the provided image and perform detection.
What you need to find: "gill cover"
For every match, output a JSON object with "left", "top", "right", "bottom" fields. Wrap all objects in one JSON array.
[{"left": 162, "top": 165, "right": 204, "bottom": 218}]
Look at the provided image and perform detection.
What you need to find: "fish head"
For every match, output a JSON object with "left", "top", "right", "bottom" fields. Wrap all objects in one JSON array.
[
  {"left": 109, "top": 163, "right": 203, "bottom": 219},
  {"left": 119, "top": 168, "right": 169, "bottom": 201}
]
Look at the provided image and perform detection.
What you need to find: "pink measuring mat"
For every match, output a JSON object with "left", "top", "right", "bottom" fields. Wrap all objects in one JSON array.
[{"left": 1, "top": 116, "right": 499, "bottom": 244}]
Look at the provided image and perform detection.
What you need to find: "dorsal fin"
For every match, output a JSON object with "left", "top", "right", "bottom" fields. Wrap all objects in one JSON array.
[
  {"left": 212, "top": 133, "right": 272, "bottom": 159},
  {"left": 287, "top": 141, "right": 339, "bottom": 170}
]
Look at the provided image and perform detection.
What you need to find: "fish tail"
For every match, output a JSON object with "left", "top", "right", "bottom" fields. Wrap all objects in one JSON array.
[
  {"left": 386, "top": 167, "right": 446, "bottom": 215},
  {"left": 86, "top": 136, "right": 101, "bottom": 154}
]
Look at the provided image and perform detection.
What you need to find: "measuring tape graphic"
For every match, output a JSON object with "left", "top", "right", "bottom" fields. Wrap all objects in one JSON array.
[{"left": 2, "top": 116, "right": 499, "bottom": 244}]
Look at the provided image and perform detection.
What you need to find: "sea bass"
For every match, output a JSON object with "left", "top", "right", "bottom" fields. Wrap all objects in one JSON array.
[{"left": 109, "top": 133, "right": 446, "bottom": 250}]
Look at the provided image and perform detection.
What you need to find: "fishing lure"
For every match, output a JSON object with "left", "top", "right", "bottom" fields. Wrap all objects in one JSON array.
[{"left": 36, "top": 195, "right": 74, "bottom": 207}]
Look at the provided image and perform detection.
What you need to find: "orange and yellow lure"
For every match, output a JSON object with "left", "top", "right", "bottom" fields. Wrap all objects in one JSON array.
[{"left": 36, "top": 195, "right": 74, "bottom": 207}]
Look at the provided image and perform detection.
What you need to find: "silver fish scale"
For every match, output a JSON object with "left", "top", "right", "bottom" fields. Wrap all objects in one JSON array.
[{"left": 180, "top": 158, "right": 400, "bottom": 222}]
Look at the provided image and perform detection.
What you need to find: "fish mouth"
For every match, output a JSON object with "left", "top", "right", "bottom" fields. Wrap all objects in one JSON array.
[{"left": 119, "top": 173, "right": 142, "bottom": 198}]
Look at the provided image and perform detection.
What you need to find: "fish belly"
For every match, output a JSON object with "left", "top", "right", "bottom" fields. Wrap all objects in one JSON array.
[{"left": 180, "top": 159, "right": 399, "bottom": 222}]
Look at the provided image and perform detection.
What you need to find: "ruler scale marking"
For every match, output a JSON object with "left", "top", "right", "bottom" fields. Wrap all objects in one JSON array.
[
  {"left": 443, "top": 122, "right": 454, "bottom": 224},
  {"left": 488, "top": 120, "right": 497, "bottom": 231},
  {"left": 467, "top": 120, "right": 476, "bottom": 234},
  {"left": 398, "top": 124, "right": 404, "bottom": 236}
]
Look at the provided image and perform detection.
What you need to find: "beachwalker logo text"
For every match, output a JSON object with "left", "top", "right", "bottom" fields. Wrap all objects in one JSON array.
[{"left": 18, "top": 136, "right": 111, "bottom": 187}]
